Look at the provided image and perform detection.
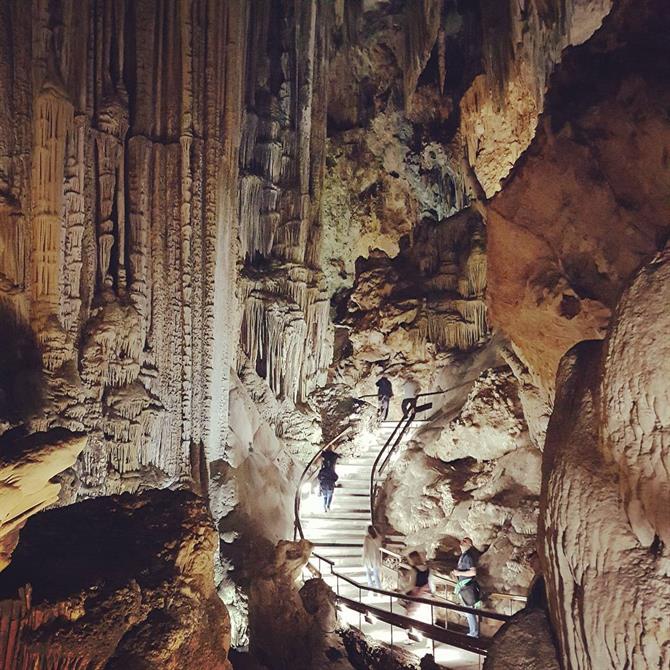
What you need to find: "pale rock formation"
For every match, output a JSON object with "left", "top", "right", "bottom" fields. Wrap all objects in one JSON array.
[
  {"left": 0, "top": 489, "right": 231, "bottom": 670},
  {"left": 321, "top": 111, "right": 465, "bottom": 294},
  {"left": 459, "top": 0, "right": 612, "bottom": 196},
  {"left": 0, "top": 0, "right": 250, "bottom": 498},
  {"left": 382, "top": 369, "right": 540, "bottom": 597},
  {"left": 333, "top": 209, "right": 489, "bottom": 413},
  {"left": 541, "top": 251, "right": 670, "bottom": 669},
  {"left": 423, "top": 369, "right": 530, "bottom": 462},
  {"left": 486, "top": 0, "right": 670, "bottom": 394},
  {"left": 0, "top": 429, "right": 86, "bottom": 569}
]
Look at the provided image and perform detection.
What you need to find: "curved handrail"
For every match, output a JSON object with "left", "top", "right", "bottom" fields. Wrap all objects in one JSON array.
[
  {"left": 294, "top": 425, "right": 352, "bottom": 540},
  {"left": 369, "top": 410, "right": 417, "bottom": 525},
  {"left": 369, "top": 380, "right": 482, "bottom": 528},
  {"left": 306, "top": 551, "right": 511, "bottom": 657},
  {"left": 317, "top": 554, "right": 509, "bottom": 621},
  {"left": 379, "top": 546, "right": 528, "bottom": 603}
]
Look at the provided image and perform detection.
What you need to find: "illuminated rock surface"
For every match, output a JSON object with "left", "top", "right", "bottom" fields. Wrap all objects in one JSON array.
[{"left": 0, "top": 0, "right": 668, "bottom": 667}]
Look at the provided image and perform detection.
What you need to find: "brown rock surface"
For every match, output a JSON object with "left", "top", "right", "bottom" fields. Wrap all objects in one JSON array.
[
  {"left": 483, "top": 608, "right": 560, "bottom": 670},
  {"left": 540, "top": 251, "right": 670, "bottom": 668},
  {"left": 0, "top": 488, "right": 231, "bottom": 670},
  {"left": 487, "top": 0, "right": 670, "bottom": 391},
  {"left": 248, "top": 539, "right": 345, "bottom": 670}
]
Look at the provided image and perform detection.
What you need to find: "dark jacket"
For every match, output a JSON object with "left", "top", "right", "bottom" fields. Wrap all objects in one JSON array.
[{"left": 318, "top": 466, "right": 338, "bottom": 493}]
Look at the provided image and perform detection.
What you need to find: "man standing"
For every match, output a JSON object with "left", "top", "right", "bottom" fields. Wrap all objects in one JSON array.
[
  {"left": 375, "top": 376, "right": 393, "bottom": 421},
  {"left": 452, "top": 537, "right": 481, "bottom": 637}
]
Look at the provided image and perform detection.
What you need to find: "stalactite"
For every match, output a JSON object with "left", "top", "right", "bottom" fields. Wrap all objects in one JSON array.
[{"left": 31, "top": 86, "right": 73, "bottom": 311}]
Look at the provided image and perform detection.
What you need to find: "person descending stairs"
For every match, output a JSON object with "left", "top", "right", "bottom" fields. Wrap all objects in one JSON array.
[{"left": 299, "top": 419, "right": 427, "bottom": 603}]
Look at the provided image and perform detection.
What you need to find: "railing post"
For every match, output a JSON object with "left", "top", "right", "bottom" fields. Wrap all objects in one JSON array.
[
  {"left": 358, "top": 586, "right": 362, "bottom": 629},
  {"left": 389, "top": 594, "right": 393, "bottom": 645},
  {"left": 431, "top": 603, "right": 435, "bottom": 656}
]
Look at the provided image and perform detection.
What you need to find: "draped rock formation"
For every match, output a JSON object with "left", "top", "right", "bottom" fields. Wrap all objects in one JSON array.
[
  {"left": 0, "top": 0, "right": 248, "bottom": 498},
  {"left": 541, "top": 250, "right": 670, "bottom": 668}
]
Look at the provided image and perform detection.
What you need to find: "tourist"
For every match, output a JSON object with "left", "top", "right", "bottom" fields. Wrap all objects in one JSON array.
[
  {"left": 362, "top": 525, "right": 383, "bottom": 588},
  {"left": 317, "top": 453, "right": 338, "bottom": 513},
  {"left": 452, "top": 537, "right": 481, "bottom": 637},
  {"left": 402, "top": 550, "right": 434, "bottom": 617},
  {"left": 375, "top": 376, "right": 393, "bottom": 421}
]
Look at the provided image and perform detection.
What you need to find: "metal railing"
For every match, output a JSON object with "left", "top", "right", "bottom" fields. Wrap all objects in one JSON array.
[
  {"left": 380, "top": 546, "right": 527, "bottom": 617},
  {"left": 295, "top": 383, "right": 527, "bottom": 660},
  {"left": 294, "top": 425, "right": 352, "bottom": 541},
  {"left": 306, "top": 551, "right": 513, "bottom": 658},
  {"left": 369, "top": 381, "right": 486, "bottom": 526}
]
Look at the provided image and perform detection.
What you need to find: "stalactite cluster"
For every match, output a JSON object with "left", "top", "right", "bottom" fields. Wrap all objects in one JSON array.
[
  {"left": 236, "top": 0, "right": 333, "bottom": 409},
  {"left": 0, "top": 0, "right": 246, "bottom": 496}
]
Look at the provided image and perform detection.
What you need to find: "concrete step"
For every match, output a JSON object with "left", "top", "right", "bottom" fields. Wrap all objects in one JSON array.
[
  {"left": 303, "top": 519, "right": 370, "bottom": 531},
  {"left": 301, "top": 516, "right": 370, "bottom": 522}
]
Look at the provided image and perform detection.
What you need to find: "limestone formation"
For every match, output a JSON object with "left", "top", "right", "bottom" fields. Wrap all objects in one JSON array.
[
  {"left": 382, "top": 369, "right": 541, "bottom": 598},
  {"left": 0, "top": 489, "right": 231, "bottom": 670},
  {"left": 0, "top": 429, "right": 86, "bottom": 569},
  {"left": 483, "top": 608, "right": 560, "bottom": 670},
  {"left": 0, "top": 0, "right": 667, "bottom": 667},
  {"left": 248, "top": 539, "right": 343, "bottom": 670},
  {"left": 541, "top": 251, "right": 670, "bottom": 669},
  {"left": 487, "top": 0, "right": 670, "bottom": 393}
]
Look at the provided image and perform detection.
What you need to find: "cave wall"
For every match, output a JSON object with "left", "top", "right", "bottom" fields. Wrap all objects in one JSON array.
[
  {"left": 487, "top": 0, "right": 670, "bottom": 393},
  {"left": 0, "top": 0, "right": 249, "bottom": 498},
  {"left": 0, "top": 0, "right": 336, "bottom": 506},
  {"left": 541, "top": 250, "right": 670, "bottom": 668}
]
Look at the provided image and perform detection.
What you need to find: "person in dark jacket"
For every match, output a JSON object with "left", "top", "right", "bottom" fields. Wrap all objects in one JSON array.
[
  {"left": 317, "top": 454, "right": 338, "bottom": 513},
  {"left": 452, "top": 537, "right": 481, "bottom": 637},
  {"left": 402, "top": 551, "right": 435, "bottom": 617},
  {"left": 375, "top": 376, "right": 393, "bottom": 421}
]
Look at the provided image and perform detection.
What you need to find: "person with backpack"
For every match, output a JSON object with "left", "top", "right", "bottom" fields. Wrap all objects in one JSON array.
[
  {"left": 317, "top": 452, "right": 338, "bottom": 513},
  {"left": 452, "top": 537, "right": 482, "bottom": 637},
  {"left": 375, "top": 376, "right": 393, "bottom": 421}
]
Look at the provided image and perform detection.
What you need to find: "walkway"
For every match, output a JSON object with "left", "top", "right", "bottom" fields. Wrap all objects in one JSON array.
[{"left": 297, "top": 417, "right": 494, "bottom": 669}]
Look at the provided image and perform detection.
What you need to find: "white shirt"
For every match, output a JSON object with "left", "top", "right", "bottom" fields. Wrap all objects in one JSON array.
[{"left": 363, "top": 533, "right": 382, "bottom": 568}]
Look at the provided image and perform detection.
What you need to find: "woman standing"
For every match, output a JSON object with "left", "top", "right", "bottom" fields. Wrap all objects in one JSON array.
[{"left": 362, "top": 525, "right": 383, "bottom": 588}]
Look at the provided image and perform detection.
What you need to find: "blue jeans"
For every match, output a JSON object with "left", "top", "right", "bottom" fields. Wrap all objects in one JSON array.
[
  {"left": 322, "top": 489, "right": 333, "bottom": 512},
  {"left": 365, "top": 565, "right": 381, "bottom": 588},
  {"left": 459, "top": 600, "right": 479, "bottom": 637}
]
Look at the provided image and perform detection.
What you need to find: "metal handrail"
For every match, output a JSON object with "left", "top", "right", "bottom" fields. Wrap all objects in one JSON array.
[
  {"left": 369, "top": 380, "right": 484, "bottom": 529},
  {"left": 294, "top": 426, "right": 352, "bottom": 540},
  {"left": 306, "top": 552, "right": 511, "bottom": 657},
  {"left": 369, "top": 410, "right": 417, "bottom": 525},
  {"left": 379, "top": 546, "right": 527, "bottom": 603}
]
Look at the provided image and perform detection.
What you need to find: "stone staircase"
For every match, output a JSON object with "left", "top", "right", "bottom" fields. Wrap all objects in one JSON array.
[{"left": 301, "top": 419, "right": 428, "bottom": 602}]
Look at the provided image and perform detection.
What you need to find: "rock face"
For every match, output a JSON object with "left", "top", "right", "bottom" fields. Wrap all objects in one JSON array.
[
  {"left": 487, "top": 0, "right": 670, "bottom": 393},
  {"left": 0, "top": 489, "right": 231, "bottom": 669},
  {"left": 459, "top": 0, "right": 612, "bottom": 196},
  {"left": 0, "top": 0, "right": 334, "bottom": 505},
  {"left": 382, "top": 369, "right": 541, "bottom": 598},
  {"left": 0, "top": 429, "right": 86, "bottom": 569},
  {"left": 541, "top": 251, "right": 670, "bottom": 669},
  {"left": 483, "top": 608, "right": 560, "bottom": 670},
  {"left": 248, "top": 539, "right": 342, "bottom": 670},
  {"left": 0, "top": 0, "right": 251, "bottom": 494}
]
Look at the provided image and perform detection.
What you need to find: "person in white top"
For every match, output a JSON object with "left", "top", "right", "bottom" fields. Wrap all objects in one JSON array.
[{"left": 362, "top": 525, "right": 383, "bottom": 588}]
